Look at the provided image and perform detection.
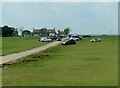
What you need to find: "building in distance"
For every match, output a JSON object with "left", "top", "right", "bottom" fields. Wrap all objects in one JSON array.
[{"left": 33, "top": 27, "right": 56, "bottom": 36}]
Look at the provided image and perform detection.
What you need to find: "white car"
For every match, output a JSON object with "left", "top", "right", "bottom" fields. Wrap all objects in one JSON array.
[
  {"left": 40, "top": 37, "right": 52, "bottom": 42},
  {"left": 90, "top": 38, "right": 101, "bottom": 42},
  {"left": 70, "top": 37, "right": 80, "bottom": 41}
]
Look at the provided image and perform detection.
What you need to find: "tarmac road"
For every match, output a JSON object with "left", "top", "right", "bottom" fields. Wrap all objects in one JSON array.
[{"left": 0, "top": 37, "right": 68, "bottom": 64}]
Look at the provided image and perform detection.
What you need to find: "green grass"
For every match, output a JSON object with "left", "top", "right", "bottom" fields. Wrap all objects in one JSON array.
[
  {"left": 0, "top": 37, "right": 2, "bottom": 55},
  {"left": 2, "top": 36, "right": 118, "bottom": 86},
  {"left": 2, "top": 37, "right": 50, "bottom": 56}
]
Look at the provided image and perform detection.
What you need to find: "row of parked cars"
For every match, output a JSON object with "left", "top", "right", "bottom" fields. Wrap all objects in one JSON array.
[
  {"left": 62, "top": 38, "right": 101, "bottom": 45},
  {"left": 38, "top": 35, "right": 101, "bottom": 45},
  {"left": 39, "top": 36, "right": 62, "bottom": 42}
]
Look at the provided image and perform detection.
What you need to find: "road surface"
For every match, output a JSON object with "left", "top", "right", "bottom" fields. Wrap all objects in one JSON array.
[{"left": 0, "top": 37, "right": 68, "bottom": 64}]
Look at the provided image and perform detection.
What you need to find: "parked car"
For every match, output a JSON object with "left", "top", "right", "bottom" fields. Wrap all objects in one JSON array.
[
  {"left": 62, "top": 39, "right": 76, "bottom": 45},
  {"left": 51, "top": 35, "right": 58, "bottom": 40},
  {"left": 60, "top": 34, "right": 65, "bottom": 38},
  {"left": 69, "top": 35, "right": 82, "bottom": 41},
  {"left": 40, "top": 37, "right": 52, "bottom": 42},
  {"left": 56, "top": 37, "right": 62, "bottom": 41},
  {"left": 90, "top": 38, "right": 101, "bottom": 42},
  {"left": 70, "top": 37, "right": 79, "bottom": 41}
]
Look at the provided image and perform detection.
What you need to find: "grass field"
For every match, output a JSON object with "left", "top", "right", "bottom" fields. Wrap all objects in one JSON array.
[
  {"left": 2, "top": 36, "right": 118, "bottom": 86},
  {"left": 0, "top": 37, "right": 2, "bottom": 55},
  {"left": 2, "top": 37, "right": 51, "bottom": 56}
]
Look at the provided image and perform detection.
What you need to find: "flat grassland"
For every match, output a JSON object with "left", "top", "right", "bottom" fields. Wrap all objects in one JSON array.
[
  {"left": 2, "top": 36, "right": 118, "bottom": 86},
  {"left": 0, "top": 37, "right": 2, "bottom": 55},
  {"left": 2, "top": 37, "right": 50, "bottom": 56}
]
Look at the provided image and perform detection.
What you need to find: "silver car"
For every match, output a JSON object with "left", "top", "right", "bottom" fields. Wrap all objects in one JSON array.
[
  {"left": 90, "top": 38, "right": 101, "bottom": 42},
  {"left": 40, "top": 37, "right": 52, "bottom": 42}
]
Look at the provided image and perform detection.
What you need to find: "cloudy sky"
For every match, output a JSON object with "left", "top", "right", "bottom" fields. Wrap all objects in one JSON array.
[{"left": 2, "top": 2, "right": 118, "bottom": 35}]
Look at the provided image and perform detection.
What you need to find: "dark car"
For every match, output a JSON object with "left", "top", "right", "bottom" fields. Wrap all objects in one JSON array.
[
  {"left": 51, "top": 35, "right": 58, "bottom": 40},
  {"left": 62, "top": 39, "right": 76, "bottom": 45},
  {"left": 56, "top": 37, "right": 62, "bottom": 41}
]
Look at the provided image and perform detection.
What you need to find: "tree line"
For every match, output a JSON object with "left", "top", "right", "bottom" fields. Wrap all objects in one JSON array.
[
  {"left": 1, "top": 25, "right": 71, "bottom": 37},
  {"left": 1, "top": 25, "right": 18, "bottom": 37}
]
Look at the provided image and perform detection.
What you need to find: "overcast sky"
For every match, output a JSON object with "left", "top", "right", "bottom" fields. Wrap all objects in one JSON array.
[{"left": 2, "top": 2, "right": 118, "bottom": 35}]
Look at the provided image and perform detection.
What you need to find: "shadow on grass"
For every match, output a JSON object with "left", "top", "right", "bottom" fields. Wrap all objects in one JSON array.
[{"left": 2, "top": 54, "right": 51, "bottom": 68}]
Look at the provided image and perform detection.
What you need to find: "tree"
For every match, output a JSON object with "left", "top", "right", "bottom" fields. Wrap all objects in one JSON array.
[
  {"left": 60, "top": 31, "right": 64, "bottom": 34},
  {"left": 22, "top": 30, "right": 31, "bottom": 37},
  {"left": 63, "top": 27, "right": 71, "bottom": 35},
  {"left": 57, "top": 30, "right": 61, "bottom": 35},
  {"left": 2, "top": 25, "right": 14, "bottom": 37}
]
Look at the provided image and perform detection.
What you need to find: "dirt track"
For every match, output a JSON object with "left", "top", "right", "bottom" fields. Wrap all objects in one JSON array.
[{"left": 0, "top": 37, "right": 68, "bottom": 64}]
